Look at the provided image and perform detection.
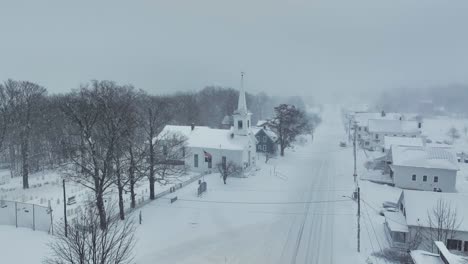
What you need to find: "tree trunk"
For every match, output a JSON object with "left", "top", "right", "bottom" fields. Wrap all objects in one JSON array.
[
  {"left": 129, "top": 148, "right": 136, "bottom": 209},
  {"left": 149, "top": 176, "right": 155, "bottom": 200},
  {"left": 8, "top": 143, "right": 16, "bottom": 178},
  {"left": 118, "top": 185, "right": 125, "bottom": 220},
  {"left": 21, "top": 136, "right": 29, "bottom": 189},
  {"left": 94, "top": 169, "right": 107, "bottom": 230},
  {"left": 148, "top": 108, "right": 156, "bottom": 200},
  {"left": 95, "top": 190, "right": 107, "bottom": 230},
  {"left": 149, "top": 139, "right": 155, "bottom": 200},
  {"left": 116, "top": 167, "right": 125, "bottom": 220}
]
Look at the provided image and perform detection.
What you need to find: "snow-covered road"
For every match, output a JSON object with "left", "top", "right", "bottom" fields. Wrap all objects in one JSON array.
[{"left": 136, "top": 105, "right": 360, "bottom": 264}]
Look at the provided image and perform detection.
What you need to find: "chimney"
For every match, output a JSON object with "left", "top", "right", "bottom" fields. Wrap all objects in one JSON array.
[{"left": 191, "top": 123, "right": 195, "bottom": 131}]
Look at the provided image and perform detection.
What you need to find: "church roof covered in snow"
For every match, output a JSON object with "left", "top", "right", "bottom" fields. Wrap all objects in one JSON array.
[
  {"left": 156, "top": 125, "right": 253, "bottom": 151},
  {"left": 368, "top": 119, "right": 420, "bottom": 134},
  {"left": 391, "top": 146, "right": 458, "bottom": 170}
]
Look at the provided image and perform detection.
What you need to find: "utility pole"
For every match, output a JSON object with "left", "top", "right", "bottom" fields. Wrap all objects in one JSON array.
[
  {"left": 352, "top": 121, "right": 360, "bottom": 253},
  {"left": 357, "top": 187, "right": 361, "bottom": 253},
  {"left": 353, "top": 122, "right": 357, "bottom": 184},
  {"left": 63, "top": 179, "right": 68, "bottom": 237}
]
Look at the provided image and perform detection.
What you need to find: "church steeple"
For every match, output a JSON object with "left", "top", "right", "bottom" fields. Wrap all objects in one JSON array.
[
  {"left": 237, "top": 72, "right": 248, "bottom": 115},
  {"left": 233, "top": 72, "right": 251, "bottom": 136}
]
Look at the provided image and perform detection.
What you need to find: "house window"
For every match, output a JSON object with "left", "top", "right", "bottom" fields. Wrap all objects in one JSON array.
[
  {"left": 423, "top": 175, "right": 427, "bottom": 182},
  {"left": 358, "top": 135, "right": 362, "bottom": 139},
  {"left": 247, "top": 120, "right": 250, "bottom": 128},
  {"left": 412, "top": 174, "right": 416, "bottom": 181},
  {"left": 464, "top": 241, "right": 468, "bottom": 252},
  {"left": 263, "top": 136, "right": 267, "bottom": 142},
  {"left": 163, "top": 145, "right": 168, "bottom": 156},
  {"left": 194, "top": 154, "right": 199, "bottom": 168},
  {"left": 375, "top": 134, "right": 379, "bottom": 139},
  {"left": 263, "top": 145, "right": 267, "bottom": 151},
  {"left": 238, "top": 120, "right": 243, "bottom": 129},
  {"left": 257, "top": 145, "right": 261, "bottom": 151},
  {"left": 447, "top": 239, "right": 462, "bottom": 251},
  {"left": 359, "top": 127, "right": 362, "bottom": 131},
  {"left": 434, "top": 176, "right": 439, "bottom": 183}
]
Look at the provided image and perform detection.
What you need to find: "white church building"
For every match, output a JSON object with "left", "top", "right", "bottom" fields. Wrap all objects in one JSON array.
[{"left": 157, "top": 75, "right": 257, "bottom": 173}]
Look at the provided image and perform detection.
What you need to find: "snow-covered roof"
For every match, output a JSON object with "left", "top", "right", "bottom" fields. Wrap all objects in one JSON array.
[
  {"left": 411, "top": 242, "right": 468, "bottom": 264},
  {"left": 410, "top": 250, "right": 444, "bottom": 264},
  {"left": 384, "top": 211, "right": 409, "bottom": 233},
  {"left": 253, "top": 127, "right": 278, "bottom": 141},
  {"left": 353, "top": 112, "right": 402, "bottom": 126},
  {"left": 384, "top": 136, "right": 424, "bottom": 150},
  {"left": 256, "top": 120, "right": 268, "bottom": 127},
  {"left": 434, "top": 241, "right": 468, "bottom": 264},
  {"left": 402, "top": 190, "right": 468, "bottom": 231},
  {"left": 368, "top": 119, "right": 420, "bottom": 134},
  {"left": 156, "top": 125, "right": 253, "bottom": 151},
  {"left": 391, "top": 146, "right": 459, "bottom": 170}
]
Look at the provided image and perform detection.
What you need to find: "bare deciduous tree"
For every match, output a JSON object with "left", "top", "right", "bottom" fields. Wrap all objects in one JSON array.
[
  {"left": 216, "top": 160, "right": 242, "bottom": 184},
  {"left": 447, "top": 126, "right": 461, "bottom": 143},
  {"left": 61, "top": 81, "right": 136, "bottom": 229},
  {"left": 423, "top": 199, "right": 462, "bottom": 252},
  {"left": 45, "top": 206, "right": 136, "bottom": 264},
  {"left": 138, "top": 95, "right": 172, "bottom": 200},
  {"left": 2, "top": 79, "right": 47, "bottom": 188}
]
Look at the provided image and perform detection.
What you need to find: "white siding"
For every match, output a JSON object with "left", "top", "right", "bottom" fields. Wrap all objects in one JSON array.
[{"left": 392, "top": 166, "right": 457, "bottom": 192}]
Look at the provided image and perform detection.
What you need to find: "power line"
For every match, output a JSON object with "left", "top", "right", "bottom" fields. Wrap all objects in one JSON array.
[
  {"left": 360, "top": 197, "right": 408, "bottom": 227},
  {"left": 161, "top": 197, "right": 353, "bottom": 205},
  {"left": 361, "top": 210, "right": 380, "bottom": 264},
  {"left": 363, "top": 201, "right": 390, "bottom": 264}
]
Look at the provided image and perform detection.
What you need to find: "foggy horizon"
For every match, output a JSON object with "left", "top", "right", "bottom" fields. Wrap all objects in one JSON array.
[{"left": 1, "top": 0, "right": 468, "bottom": 101}]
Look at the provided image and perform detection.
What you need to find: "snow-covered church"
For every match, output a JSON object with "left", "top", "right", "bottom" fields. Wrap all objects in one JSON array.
[{"left": 157, "top": 76, "right": 257, "bottom": 173}]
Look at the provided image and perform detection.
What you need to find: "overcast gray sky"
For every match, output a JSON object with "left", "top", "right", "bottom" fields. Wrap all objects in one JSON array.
[{"left": 1, "top": 0, "right": 467, "bottom": 100}]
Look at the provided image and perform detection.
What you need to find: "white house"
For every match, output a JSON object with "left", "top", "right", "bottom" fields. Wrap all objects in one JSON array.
[
  {"left": 385, "top": 190, "right": 468, "bottom": 253},
  {"left": 389, "top": 146, "right": 459, "bottom": 192},
  {"left": 351, "top": 112, "right": 403, "bottom": 147},
  {"left": 156, "top": 75, "right": 257, "bottom": 174},
  {"left": 367, "top": 119, "right": 422, "bottom": 150}
]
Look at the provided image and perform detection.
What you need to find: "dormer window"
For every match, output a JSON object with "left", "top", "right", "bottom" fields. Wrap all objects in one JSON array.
[{"left": 238, "top": 120, "right": 243, "bottom": 129}]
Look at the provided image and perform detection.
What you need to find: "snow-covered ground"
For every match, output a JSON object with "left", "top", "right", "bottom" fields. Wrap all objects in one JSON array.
[
  {"left": 0, "top": 225, "right": 50, "bottom": 263},
  {"left": 132, "top": 105, "right": 362, "bottom": 263},
  {"left": 0, "top": 104, "right": 390, "bottom": 263}
]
